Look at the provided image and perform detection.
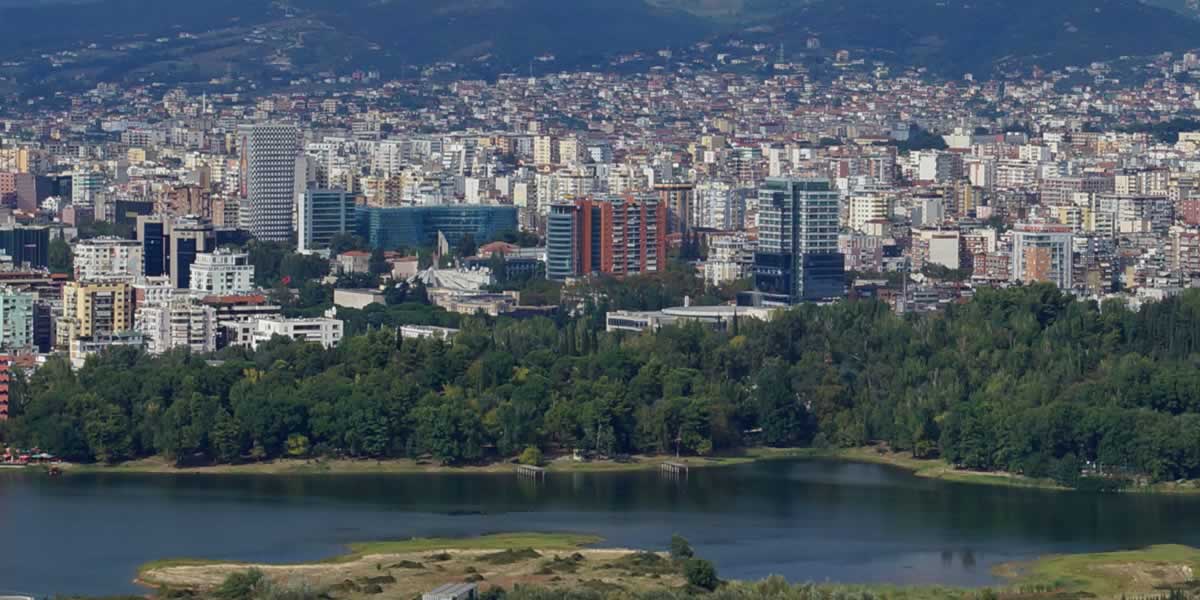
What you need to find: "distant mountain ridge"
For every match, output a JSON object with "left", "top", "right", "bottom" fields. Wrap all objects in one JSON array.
[
  {"left": 746, "top": 0, "right": 1200, "bottom": 76},
  {"left": 0, "top": 0, "right": 1198, "bottom": 93}
]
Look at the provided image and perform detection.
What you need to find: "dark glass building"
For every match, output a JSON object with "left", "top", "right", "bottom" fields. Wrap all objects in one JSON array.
[
  {"left": 356, "top": 205, "right": 518, "bottom": 251},
  {"left": 741, "top": 178, "right": 845, "bottom": 306},
  {"left": 137, "top": 216, "right": 167, "bottom": 277},
  {"left": 0, "top": 226, "right": 49, "bottom": 268}
]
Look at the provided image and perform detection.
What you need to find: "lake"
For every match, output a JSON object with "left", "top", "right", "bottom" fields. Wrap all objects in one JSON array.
[{"left": 3, "top": 458, "right": 1200, "bottom": 596}]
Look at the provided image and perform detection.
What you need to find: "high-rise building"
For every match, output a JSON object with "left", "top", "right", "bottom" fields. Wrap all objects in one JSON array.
[
  {"left": 71, "top": 169, "right": 105, "bottom": 206},
  {"left": 169, "top": 216, "right": 216, "bottom": 289},
  {"left": 298, "top": 188, "right": 355, "bottom": 252},
  {"left": 189, "top": 249, "right": 255, "bottom": 296},
  {"left": 58, "top": 280, "right": 135, "bottom": 349},
  {"left": 545, "top": 196, "right": 668, "bottom": 281},
  {"left": 1011, "top": 223, "right": 1074, "bottom": 289},
  {"left": 137, "top": 216, "right": 168, "bottom": 277},
  {"left": 533, "top": 135, "right": 556, "bottom": 166},
  {"left": 243, "top": 123, "right": 301, "bottom": 242},
  {"left": 744, "top": 178, "right": 844, "bottom": 305},
  {"left": 73, "top": 236, "right": 144, "bottom": 281},
  {"left": 655, "top": 182, "right": 695, "bottom": 237},
  {"left": 0, "top": 226, "right": 49, "bottom": 269}
]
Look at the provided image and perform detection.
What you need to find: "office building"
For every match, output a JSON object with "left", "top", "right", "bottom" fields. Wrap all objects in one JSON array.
[
  {"left": 299, "top": 188, "right": 355, "bottom": 252},
  {"left": 1011, "top": 223, "right": 1074, "bottom": 289},
  {"left": 545, "top": 196, "right": 668, "bottom": 281},
  {"left": 189, "top": 249, "right": 255, "bottom": 296},
  {"left": 744, "top": 178, "right": 844, "bottom": 305},
  {"left": 0, "top": 226, "right": 49, "bottom": 269},
  {"left": 356, "top": 205, "right": 517, "bottom": 251},
  {"left": 74, "top": 236, "right": 144, "bottom": 281},
  {"left": 58, "top": 280, "right": 135, "bottom": 349},
  {"left": 169, "top": 216, "right": 216, "bottom": 289},
  {"left": 243, "top": 123, "right": 302, "bottom": 242},
  {"left": 137, "top": 216, "right": 168, "bottom": 277}
]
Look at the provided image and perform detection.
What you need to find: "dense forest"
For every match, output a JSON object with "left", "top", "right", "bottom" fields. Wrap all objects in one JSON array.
[{"left": 4, "top": 281, "right": 1200, "bottom": 486}]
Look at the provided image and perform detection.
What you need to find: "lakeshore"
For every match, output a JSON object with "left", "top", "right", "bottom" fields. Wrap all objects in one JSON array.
[
  {"left": 137, "top": 533, "right": 1200, "bottom": 600},
  {"left": 57, "top": 445, "right": 1200, "bottom": 495}
]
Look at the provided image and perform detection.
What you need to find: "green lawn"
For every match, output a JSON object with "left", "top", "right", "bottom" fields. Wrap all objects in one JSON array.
[
  {"left": 999, "top": 544, "right": 1200, "bottom": 597},
  {"left": 141, "top": 532, "right": 605, "bottom": 574}
]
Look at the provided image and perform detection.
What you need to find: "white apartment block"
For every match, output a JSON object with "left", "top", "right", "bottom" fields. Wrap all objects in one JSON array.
[
  {"left": 74, "top": 237, "right": 144, "bottom": 281},
  {"left": 136, "top": 297, "right": 218, "bottom": 355},
  {"left": 189, "top": 250, "right": 255, "bottom": 296}
]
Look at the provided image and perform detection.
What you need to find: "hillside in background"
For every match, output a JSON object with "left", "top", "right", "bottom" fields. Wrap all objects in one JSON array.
[
  {"left": 0, "top": 0, "right": 1198, "bottom": 94},
  {"left": 749, "top": 0, "right": 1200, "bottom": 76}
]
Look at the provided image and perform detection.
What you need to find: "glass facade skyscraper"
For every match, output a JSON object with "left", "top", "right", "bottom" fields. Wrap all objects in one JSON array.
[
  {"left": 299, "top": 189, "right": 355, "bottom": 252},
  {"left": 745, "top": 178, "right": 845, "bottom": 305}
]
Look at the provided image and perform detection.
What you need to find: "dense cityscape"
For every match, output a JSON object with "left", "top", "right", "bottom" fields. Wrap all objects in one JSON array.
[{"left": 9, "top": 0, "right": 1200, "bottom": 598}]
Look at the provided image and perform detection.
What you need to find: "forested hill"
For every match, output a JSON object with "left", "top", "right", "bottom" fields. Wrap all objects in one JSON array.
[
  {"left": 3, "top": 283, "right": 1200, "bottom": 487},
  {"left": 1, "top": 0, "right": 1198, "bottom": 93}
]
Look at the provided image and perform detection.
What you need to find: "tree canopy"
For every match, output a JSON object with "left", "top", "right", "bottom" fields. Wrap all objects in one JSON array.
[{"left": 5, "top": 283, "right": 1200, "bottom": 485}]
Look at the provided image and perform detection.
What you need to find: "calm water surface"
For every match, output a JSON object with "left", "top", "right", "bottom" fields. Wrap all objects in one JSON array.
[{"left": 3, "top": 459, "right": 1200, "bottom": 595}]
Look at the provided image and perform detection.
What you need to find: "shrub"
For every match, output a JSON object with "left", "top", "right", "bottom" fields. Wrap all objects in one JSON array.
[{"left": 684, "top": 558, "right": 718, "bottom": 591}]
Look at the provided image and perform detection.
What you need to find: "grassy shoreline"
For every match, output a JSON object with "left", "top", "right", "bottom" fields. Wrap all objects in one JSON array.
[
  {"left": 62, "top": 447, "right": 815, "bottom": 477},
  {"left": 137, "top": 533, "right": 1200, "bottom": 600},
  {"left": 54, "top": 446, "right": 1200, "bottom": 495}
]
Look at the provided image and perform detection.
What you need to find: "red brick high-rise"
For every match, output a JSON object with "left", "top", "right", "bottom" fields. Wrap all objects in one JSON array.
[{"left": 547, "top": 195, "right": 668, "bottom": 280}]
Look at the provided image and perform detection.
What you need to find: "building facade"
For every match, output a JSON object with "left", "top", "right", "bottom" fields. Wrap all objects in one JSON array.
[
  {"left": 58, "top": 280, "right": 135, "bottom": 349},
  {"left": 250, "top": 316, "right": 343, "bottom": 350},
  {"left": 545, "top": 196, "right": 668, "bottom": 281},
  {"left": 74, "top": 236, "right": 144, "bottom": 281},
  {"left": 745, "top": 178, "right": 845, "bottom": 305},
  {"left": 1011, "top": 223, "right": 1074, "bottom": 289},
  {"left": 356, "top": 205, "right": 517, "bottom": 250},
  {"left": 0, "top": 287, "right": 34, "bottom": 350},
  {"left": 244, "top": 123, "right": 302, "bottom": 242},
  {"left": 137, "top": 297, "right": 218, "bottom": 355},
  {"left": 189, "top": 249, "right": 255, "bottom": 296},
  {"left": 299, "top": 188, "right": 355, "bottom": 252}
]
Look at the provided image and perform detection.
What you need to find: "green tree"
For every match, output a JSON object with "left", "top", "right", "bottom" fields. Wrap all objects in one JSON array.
[
  {"left": 287, "top": 433, "right": 311, "bottom": 458},
  {"left": 669, "top": 534, "right": 694, "bottom": 561},
  {"left": 369, "top": 247, "right": 390, "bottom": 276},
  {"left": 518, "top": 446, "right": 543, "bottom": 466},
  {"left": 684, "top": 558, "right": 719, "bottom": 591},
  {"left": 49, "top": 238, "right": 73, "bottom": 275}
]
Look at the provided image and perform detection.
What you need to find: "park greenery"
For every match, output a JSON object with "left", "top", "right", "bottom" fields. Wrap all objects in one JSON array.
[{"left": 6, "top": 278, "right": 1200, "bottom": 488}]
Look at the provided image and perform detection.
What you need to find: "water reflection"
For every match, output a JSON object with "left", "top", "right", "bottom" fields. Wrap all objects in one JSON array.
[{"left": 2, "top": 460, "right": 1200, "bottom": 596}]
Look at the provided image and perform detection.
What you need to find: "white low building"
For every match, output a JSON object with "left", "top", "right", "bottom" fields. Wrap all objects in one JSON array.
[{"left": 250, "top": 316, "right": 343, "bottom": 350}]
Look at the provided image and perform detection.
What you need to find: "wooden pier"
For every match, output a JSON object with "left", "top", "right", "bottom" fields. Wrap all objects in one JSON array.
[
  {"left": 516, "top": 464, "right": 546, "bottom": 480},
  {"left": 660, "top": 462, "right": 689, "bottom": 477}
]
